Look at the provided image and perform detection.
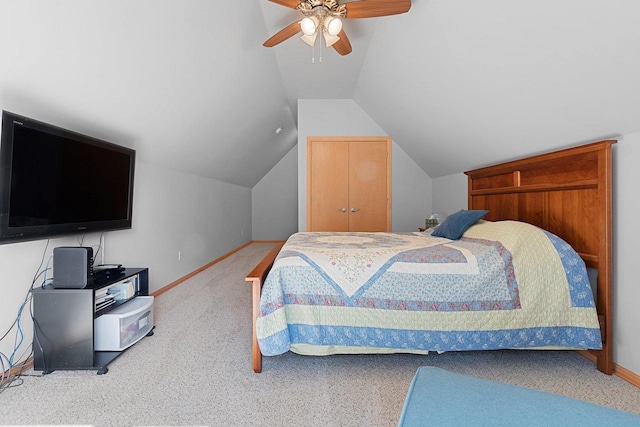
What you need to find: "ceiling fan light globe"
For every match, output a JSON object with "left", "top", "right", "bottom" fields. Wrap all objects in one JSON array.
[
  {"left": 300, "top": 32, "right": 318, "bottom": 47},
  {"left": 300, "top": 16, "right": 318, "bottom": 36},
  {"left": 325, "top": 16, "right": 342, "bottom": 36},
  {"left": 323, "top": 32, "right": 340, "bottom": 47}
]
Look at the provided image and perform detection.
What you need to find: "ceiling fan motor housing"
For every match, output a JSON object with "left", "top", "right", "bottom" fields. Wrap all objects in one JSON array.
[{"left": 297, "top": 0, "right": 347, "bottom": 18}]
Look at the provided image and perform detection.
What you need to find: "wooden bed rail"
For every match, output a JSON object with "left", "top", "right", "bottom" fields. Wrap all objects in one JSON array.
[{"left": 245, "top": 242, "right": 284, "bottom": 373}]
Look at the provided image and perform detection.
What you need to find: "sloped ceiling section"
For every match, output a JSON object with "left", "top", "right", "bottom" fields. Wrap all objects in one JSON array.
[
  {"left": 354, "top": 0, "right": 640, "bottom": 177},
  {"left": 1, "top": 0, "right": 297, "bottom": 188},
  {"left": 2, "top": 1, "right": 640, "bottom": 188},
  {"left": 259, "top": 0, "right": 376, "bottom": 120}
]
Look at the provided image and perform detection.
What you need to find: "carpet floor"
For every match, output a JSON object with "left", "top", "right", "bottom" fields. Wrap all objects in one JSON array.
[{"left": 1, "top": 242, "right": 639, "bottom": 426}]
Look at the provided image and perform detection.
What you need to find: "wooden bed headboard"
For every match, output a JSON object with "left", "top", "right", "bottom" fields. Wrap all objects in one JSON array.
[{"left": 465, "top": 140, "right": 616, "bottom": 374}]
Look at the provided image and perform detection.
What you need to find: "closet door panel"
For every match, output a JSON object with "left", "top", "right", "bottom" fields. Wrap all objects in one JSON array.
[
  {"left": 308, "top": 140, "right": 349, "bottom": 231},
  {"left": 348, "top": 141, "right": 390, "bottom": 232}
]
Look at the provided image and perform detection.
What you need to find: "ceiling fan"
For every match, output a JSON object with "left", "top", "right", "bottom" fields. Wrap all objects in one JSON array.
[{"left": 264, "top": 0, "right": 412, "bottom": 56}]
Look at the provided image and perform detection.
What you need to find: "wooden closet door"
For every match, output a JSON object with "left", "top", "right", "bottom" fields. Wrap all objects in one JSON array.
[
  {"left": 308, "top": 139, "right": 350, "bottom": 231},
  {"left": 307, "top": 137, "right": 391, "bottom": 232},
  {"left": 348, "top": 140, "right": 390, "bottom": 232}
]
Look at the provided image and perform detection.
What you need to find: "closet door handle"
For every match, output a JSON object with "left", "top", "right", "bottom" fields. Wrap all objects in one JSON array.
[
  {"left": 350, "top": 208, "right": 359, "bottom": 213},
  {"left": 339, "top": 208, "right": 347, "bottom": 212}
]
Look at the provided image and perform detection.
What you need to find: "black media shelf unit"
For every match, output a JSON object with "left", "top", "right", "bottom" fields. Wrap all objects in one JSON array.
[{"left": 32, "top": 268, "right": 150, "bottom": 375}]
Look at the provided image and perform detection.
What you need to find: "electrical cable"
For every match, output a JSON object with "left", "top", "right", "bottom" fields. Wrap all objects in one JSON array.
[
  {"left": 30, "top": 314, "right": 46, "bottom": 373},
  {"left": 8, "top": 291, "right": 35, "bottom": 367},
  {"left": 32, "top": 240, "right": 50, "bottom": 287},
  {"left": 0, "top": 351, "right": 26, "bottom": 393},
  {"left": 0, "top": 240, "right": 50, "bottom": 391},
  {"left": 94, "top": 232, "right": 104, "bottom": 265},
  {"left": 0, "top": 317, "right": 18, "bottom": 344},
  {"left": 0, "top": 350, "right": 8, "bottom": 387},
  {"left": 8, "top": 308, "right": 24, "bottom": 366},
  {"left": 0, "top": 345, "right": 27, "bottom": 393},
  {"left": 42, "top": 253, "right": 53, "bottom": 287}
]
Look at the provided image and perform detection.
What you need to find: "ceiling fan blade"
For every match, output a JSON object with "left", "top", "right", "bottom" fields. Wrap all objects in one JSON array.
[
  {"left": 332, "top": 29, "right": 352, "bottom": 56},
  {"left": 268, "top": 0, "right": 301, "bottom": 9},
  {"left": 345, "top": 0, "right": 411, "bottom": 18},
  {"left": 264, "top": 22, "right": 301, "bottom": 47}
]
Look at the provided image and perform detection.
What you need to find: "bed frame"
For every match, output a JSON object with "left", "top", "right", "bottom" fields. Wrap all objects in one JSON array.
[{"left": 246, "top": 140, "right": 616, "bottom": 374}]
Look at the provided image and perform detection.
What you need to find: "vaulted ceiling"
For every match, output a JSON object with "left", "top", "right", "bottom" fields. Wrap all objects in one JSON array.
[{"left": 1, "top": 1, "right": 639, "bottom": 188}]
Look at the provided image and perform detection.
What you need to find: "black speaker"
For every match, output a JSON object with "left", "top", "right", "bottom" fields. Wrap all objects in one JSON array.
[{"left": 53, "top": 247, "right": 94, "bottom": 289}]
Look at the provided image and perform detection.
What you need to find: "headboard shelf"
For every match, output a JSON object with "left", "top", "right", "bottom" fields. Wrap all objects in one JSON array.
[
  {"left": 465, "top": 140, "right": 616, "bottom": 374},
  {"left": 469, "top": 179, "right": 599, "bottom": 196}
]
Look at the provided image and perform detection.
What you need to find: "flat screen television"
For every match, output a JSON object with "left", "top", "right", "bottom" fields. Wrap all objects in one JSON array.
[{"left": 0, "top": 111, "right": 135, "bottom": 244}]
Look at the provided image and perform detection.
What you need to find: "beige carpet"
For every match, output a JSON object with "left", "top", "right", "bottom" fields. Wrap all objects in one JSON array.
[{"left": 1, "top": 242, "right": 639, "bottom": 426}]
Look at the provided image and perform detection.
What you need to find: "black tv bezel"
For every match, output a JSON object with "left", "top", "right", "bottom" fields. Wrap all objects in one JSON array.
[{"left": 0, "top": 111, "right": 135, "bottom": 245}]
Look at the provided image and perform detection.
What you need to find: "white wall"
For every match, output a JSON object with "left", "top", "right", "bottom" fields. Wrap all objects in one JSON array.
[
  {"left": 0, "top": 159, "right": 252, "bottom": 367},
  {"left": 297, "top": 99, "right": 431, "bottom": 232},
  {"left": 252, "top": 145, "right": 299, "bottom": 240},
  {"left": 106, "top": 161, "right": 252, "bottom": 285},
  {"left": 432, "top": 172, "right": 469, "bottom": 217},
  {"left": 392, "top": 146, "right": 433, "bottom": 231},
  {"left": 612, "top": 133, "right": 640, "bottom": 376},
  {"left": 431, "top": 139, "right": 640, "bottom": 378}
]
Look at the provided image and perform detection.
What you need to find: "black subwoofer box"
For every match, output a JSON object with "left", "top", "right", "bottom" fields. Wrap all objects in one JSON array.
[{"left": 52, "top": 247, "right": 93, "bottom": 289}]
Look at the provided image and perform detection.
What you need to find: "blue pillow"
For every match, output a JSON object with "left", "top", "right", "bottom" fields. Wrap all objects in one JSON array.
[{"left": 431, "top": 209, "right": 489, "bottom": 240}]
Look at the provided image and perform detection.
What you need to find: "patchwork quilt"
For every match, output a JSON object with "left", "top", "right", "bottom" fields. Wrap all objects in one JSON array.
[{"left": 256, "top": 221, "right": 602, "bottom": 356}]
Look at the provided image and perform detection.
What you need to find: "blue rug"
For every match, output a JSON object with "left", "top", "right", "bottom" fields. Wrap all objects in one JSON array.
[{"left": 398, "top": 366, "right": 640, "bottom": 426}]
